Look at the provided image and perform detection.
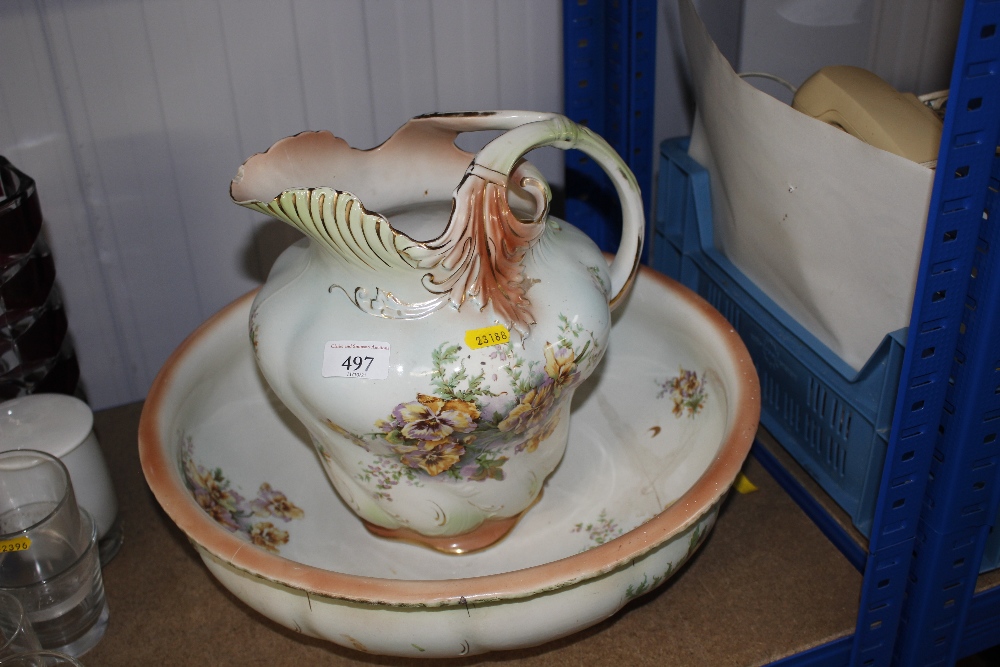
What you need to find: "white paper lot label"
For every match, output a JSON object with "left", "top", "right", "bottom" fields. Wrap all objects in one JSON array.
[{"left": 323, "top": 341, "right": 391, "bottom": 379}]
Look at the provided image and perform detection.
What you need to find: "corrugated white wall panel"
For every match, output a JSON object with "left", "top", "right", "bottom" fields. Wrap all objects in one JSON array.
[
  {"left": 41, "top": 0, "right": 207, "bottom": 403},
  {"left": 433, "top": 1, "right": 503, "bottom": 110},
  {"left": 221, "top": 0, "right": 311, "bottom": 150},
  {"left": 0, "top": 0, "right": 564, "bottom": 409},
  {"left": 365, "top": 1, "right": 439, "bottom": 141},
  {"left": 496, "top": 0, "right": 563, "bottom": 183},
  {"left": 0, "top": 0, "right": 134, "bottom": 406},
  {"left": 736, "top": 0, "right": 962, "bottom": 103},
  {"left": 295, "top": 0, "right": 377, "bottom": 146},
  {"left": 869, "top": 0, "right": 963, "bottom": 95},
  {"left": 142, "top": 0, "right": 263, "bottom": 308}
]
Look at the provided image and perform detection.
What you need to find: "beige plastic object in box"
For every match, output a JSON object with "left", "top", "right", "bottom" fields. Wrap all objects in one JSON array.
[
  {"left": 680, "top": 0, "right": 935, "bottom": 373},
  {"left": 792, "top": 65, "right": 943, "bottom": 167}
]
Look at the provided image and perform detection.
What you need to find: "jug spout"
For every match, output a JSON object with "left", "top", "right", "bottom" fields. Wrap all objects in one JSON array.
[
  {"left": 231, "top": 111, "right": 643, "bottom": 339},
  {"left": 230, "top": 116, "right": 555, "bottom": 336}
]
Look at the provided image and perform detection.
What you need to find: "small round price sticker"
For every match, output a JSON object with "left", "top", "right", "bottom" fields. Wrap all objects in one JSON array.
[
  {"left": 464, "top": 324, "right": 511, "bottom": 350},
  {"left": 0, "top": 536, "right": 31, "bottom": 553},
  {"left": 323, "top": 341, "right": 391, "bottom": 379}
]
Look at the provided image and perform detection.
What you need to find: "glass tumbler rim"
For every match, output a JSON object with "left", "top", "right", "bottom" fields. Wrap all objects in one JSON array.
[
  {"left": 0, "top": 449, "right": 74, "bottom": 540},
  {"left": 0, "top": 588, "right": 28, "bottom": 616},
  {"left": 0, "top": 649, "right": 85, "bottom": 666},
  {"left": 0, "top": 589, "right": 32, "bottom": 654}
]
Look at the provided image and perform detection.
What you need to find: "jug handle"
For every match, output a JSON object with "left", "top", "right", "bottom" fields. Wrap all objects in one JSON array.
[{"left": 412, "top": 112, "right": 644, "bottom": 310}]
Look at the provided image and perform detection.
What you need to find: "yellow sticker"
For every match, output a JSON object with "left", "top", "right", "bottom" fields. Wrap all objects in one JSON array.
[
  {"left": 734, "top": 473, "right": 758, "bottom": 494},
  {"left": 0, "top": 536, "right": 31, "bottom": 553},
  {"left": 465, "top": 324, "right": 511, "bottom": 350}
]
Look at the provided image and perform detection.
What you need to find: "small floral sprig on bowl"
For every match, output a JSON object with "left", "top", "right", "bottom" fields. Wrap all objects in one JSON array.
[
  {"left": 572, "top": 509, "right": 624, "bottom": 550},
  {"left": 657, "top": 367, "right": 708, "bottom": 418},
  {"left": 180, "top": 437, "right": 304, "bottom": 553}
]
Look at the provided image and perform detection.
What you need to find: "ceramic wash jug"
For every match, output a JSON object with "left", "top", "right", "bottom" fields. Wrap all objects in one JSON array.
[{"left": 231, "top": 111, "right": 643, "bottom": 553}]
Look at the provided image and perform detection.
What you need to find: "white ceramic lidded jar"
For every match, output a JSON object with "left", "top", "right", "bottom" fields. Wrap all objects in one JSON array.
[{"left": 231, "top": 111, "right": 643, "bottom": 553}]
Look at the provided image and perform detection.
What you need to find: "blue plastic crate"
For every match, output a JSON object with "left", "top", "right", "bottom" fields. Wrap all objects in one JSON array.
[{"left": 653, "top": 137, "right": 1000, "bottom": 573}]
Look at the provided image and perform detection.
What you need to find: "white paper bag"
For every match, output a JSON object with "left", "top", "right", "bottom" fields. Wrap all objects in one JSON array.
[{"left": 680, "top": 0, "right": 933, "bottom": 372}]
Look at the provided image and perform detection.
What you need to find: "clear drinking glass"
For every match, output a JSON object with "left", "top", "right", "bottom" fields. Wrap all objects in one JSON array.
[
  {"left": 0, "top": 394, "right": 123, "bottom": 565},
  {"left": 0, "top": 590, "right": 41, "bottom": 656},
  {"left": 0, "top": 450, "right": 108, "bottom": 656}
]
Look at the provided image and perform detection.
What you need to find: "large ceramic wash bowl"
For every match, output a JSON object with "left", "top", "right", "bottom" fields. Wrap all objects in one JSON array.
[{"left": 139, "top": 265, "right": 759, "bottom": 658}]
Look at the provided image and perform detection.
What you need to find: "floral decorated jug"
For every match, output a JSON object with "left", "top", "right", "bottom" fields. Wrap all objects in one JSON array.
[{"left": 231, "top": 111, "right": 643, "bottom": 553}]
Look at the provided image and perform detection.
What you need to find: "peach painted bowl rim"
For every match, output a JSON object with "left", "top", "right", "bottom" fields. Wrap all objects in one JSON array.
[{"left": 139, "top": 265, "right": 760, "bottom": 607}]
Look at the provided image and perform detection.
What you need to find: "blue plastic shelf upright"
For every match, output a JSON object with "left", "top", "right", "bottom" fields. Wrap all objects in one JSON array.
[
  {"left": 563, "top": 0, "right": 656, "bottom": 256},
  {"left": 850, "top": 2, "right": 1000, "bottom": 665},
  {"left": 566, "top": 1, "right": 1000, "bottom": 665}
]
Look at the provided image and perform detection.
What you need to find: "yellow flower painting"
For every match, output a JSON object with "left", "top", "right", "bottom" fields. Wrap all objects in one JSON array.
[
  {"left": 180, "top": 437, "right": 305, "bottom": 554},
  {"left": 349, "top": 314, "right": 599, "bottom": 487}
]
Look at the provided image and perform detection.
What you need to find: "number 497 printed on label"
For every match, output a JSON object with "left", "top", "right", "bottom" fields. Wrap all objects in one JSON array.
[{"left": 322, "top": 341, "right": 391, "bottom": 379}]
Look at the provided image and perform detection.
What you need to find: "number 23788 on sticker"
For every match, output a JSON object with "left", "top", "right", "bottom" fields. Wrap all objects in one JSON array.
[{"left": 322, "top": 341, "right": 391, "bottom": 379}]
